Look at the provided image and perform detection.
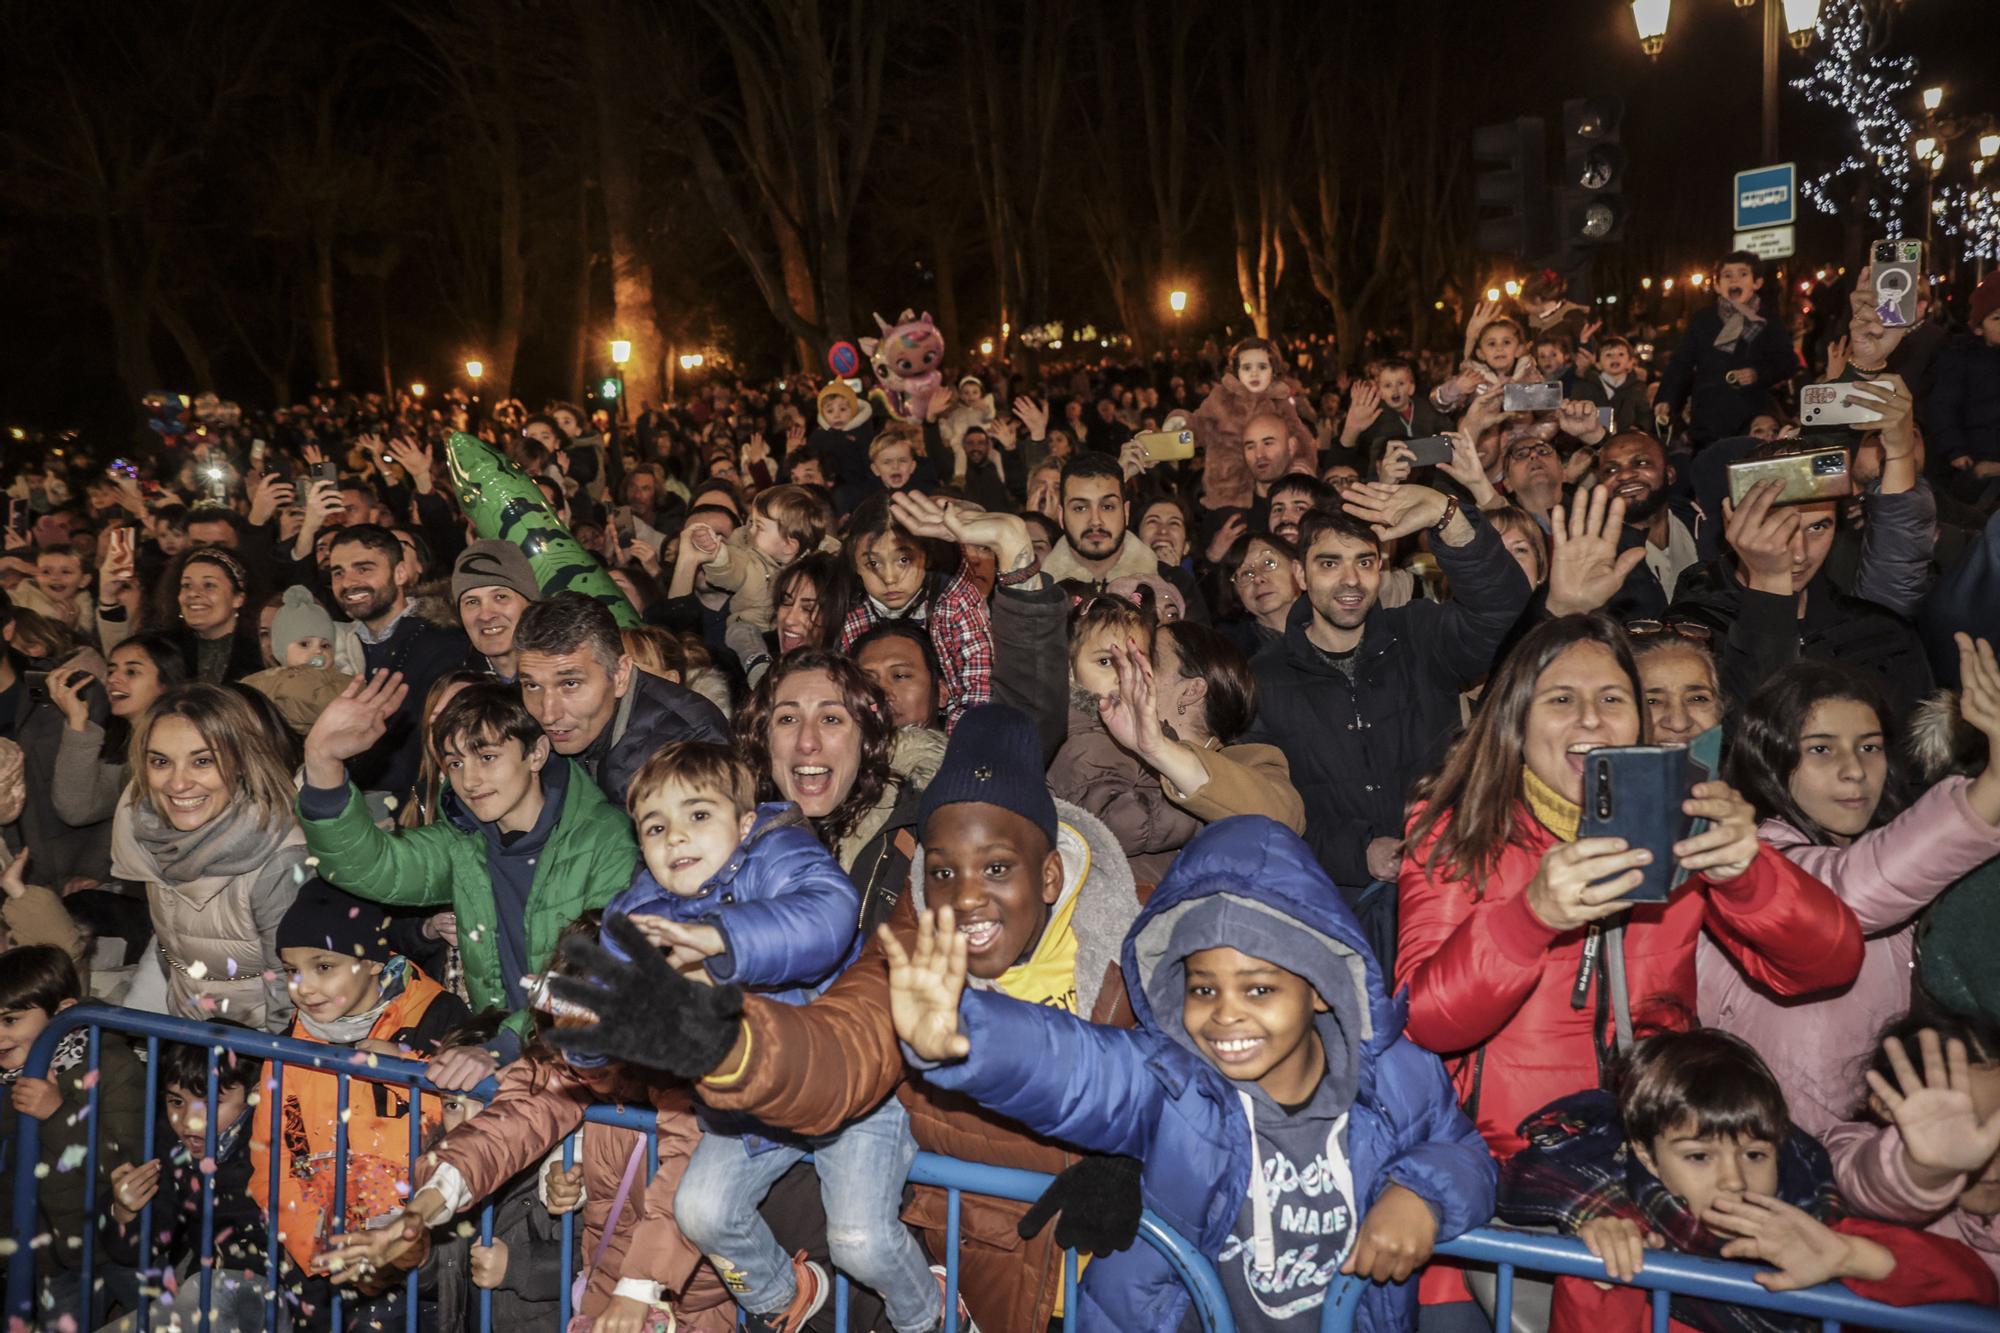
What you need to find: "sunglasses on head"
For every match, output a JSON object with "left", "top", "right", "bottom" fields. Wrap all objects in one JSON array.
[{"left": 1625, "top": 618, "right": 1714, "bottom": 643}]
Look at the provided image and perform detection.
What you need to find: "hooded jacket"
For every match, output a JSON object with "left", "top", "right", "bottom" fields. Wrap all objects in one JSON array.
[
  {"left": 112, "top": 797, "right": 309, "bottom": 1032},
  {"left": 1396, "top": 804, "right": 1865, "bottom": 1158},
  {"left": 697, "top": 800, "right": 1144, "bottom": 1333},
  {"left": 919, "top": 816, "right": 1496, "bottom": 1331},
  {"left": 604, "top": 802, "right": 860, "bottom": 1008},
  {"left": 1699, "top": 775, "right": 2000, "bottom": 1135}
]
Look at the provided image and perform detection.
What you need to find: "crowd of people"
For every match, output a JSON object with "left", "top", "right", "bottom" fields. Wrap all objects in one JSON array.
[{"left": 1, "top": 251, "right": 1999, "bottom": 1333}]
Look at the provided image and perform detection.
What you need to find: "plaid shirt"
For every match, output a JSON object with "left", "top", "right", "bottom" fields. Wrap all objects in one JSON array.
[{"left": 839, "top": 571, "right": 993, "bottom": 729}]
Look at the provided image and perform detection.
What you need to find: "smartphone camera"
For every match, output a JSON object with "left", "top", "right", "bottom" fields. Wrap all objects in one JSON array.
[
  {"left": 1812, "top": 453, "right": 1844, "bottom": 477},
  {"left": 1594, "top": 760, "right": 1613, "bottom": 821}
]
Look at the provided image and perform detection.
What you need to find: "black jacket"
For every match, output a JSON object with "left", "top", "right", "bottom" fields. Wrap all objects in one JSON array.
[
  {"left": 1244, "top": 515, "right": 1532, "bottom": 894},
  {"left": 1569, "top": 373, "right": 1651, "bottom": 435},
  {"left": 595, "top": 667, "right": 731, "bottom": 805},
  {"left": 103, "top": 1115, "right": 270, "bottom": 1278},
  {"left": 1657, "top": 304, "right": 1799, "bottom": 444},
  {"left": 1932, "top": 335, "right": 2000, "bottom": 468},
  {"left": 1670, "top": 561, "right": 1935, "bottom": 725},
  {"left": 1356, "top": 399, "right": 1454, "bottom": 460},
  {"left": 350, "top": 611, "right": 475, "bottom": 796},
  {"left": 990, "top": 577, "right": 1071, "bottom": 766}
]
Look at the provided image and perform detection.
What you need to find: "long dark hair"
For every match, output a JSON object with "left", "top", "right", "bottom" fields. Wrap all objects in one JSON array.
[
  {"left": 772, "top": 552, "right": 855, "bottom": 655},
  {"left": 1407, "top": 614, "right": 1645, "bottom": 885},
  {"left": 1157, "top": 620, "right": 1257, "bottom": 744},
  {"left": 733, "top": 649, "right": 895, "bottom": 854},
  {"left": 102, "top": 631, "right": 190, "bottom": 758},
  {"left": 1724, "top": 661, "right": 1907, "bottom": 846}
]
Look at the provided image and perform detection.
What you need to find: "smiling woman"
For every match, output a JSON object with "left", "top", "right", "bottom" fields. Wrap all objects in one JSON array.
[{"left": 110, "top": 683, "right": 310, "bottom": 1031}]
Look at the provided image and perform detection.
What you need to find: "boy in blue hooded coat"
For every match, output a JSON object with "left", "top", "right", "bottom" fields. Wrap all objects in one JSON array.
[
  {"left": 885, "top": 814, "right": 1497, "bottom": 1331},
  {"left": 599, "top": 741, "right": 944, "bottom": 1333}
]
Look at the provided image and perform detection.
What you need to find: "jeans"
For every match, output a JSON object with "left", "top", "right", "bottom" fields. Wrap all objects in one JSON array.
[{"left": 676, "top": 1099, "right": 936, "bottom": 1333}]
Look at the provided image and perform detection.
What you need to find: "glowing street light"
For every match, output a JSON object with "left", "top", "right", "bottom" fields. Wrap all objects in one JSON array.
[
  {"left": 1662, "top": 277, "right": 1676, "bottom": 292},
  {"left": 1503, "top": 279, "right": 1522, "bottom": 297},
  {"left": 609, "top": 339, "right": 632, "bottom": 366},
  {"left": 978, "top": 339, "right": 995, "bottom": 355},
  {"left": 410, "top": 383, "right": 427, "bottom": 399},
  {"left": 465, "top": 359, "right": 484, "bottom": 382},
  {"left": 1982, "top": 133, "right": 2000, "bottom": 159},
  {"left": 1914, "top": 136, "right": 1938, "bottom": 161},
  {"left": 1641, "top": 276, "right": 1654, "bottom": 290},
  {"left": 1688, "top": 271, "right": 1707, "bottom": 287},
  {"left": 1782, "top": 0, "right": 1821, "bottom": 49},
  {"left": 1631, "top": 0, "right": 1670, "bottom": 57},
  {"left": 1922, "top": 86, "right": 1944, "bottom": 114},
  {"left": 1168, "top": 289, "right": 1188, "bottom": 314},
  {"left": 679, "top": 353, "right": 704, "bottom": 371},
  {"left": 1484, "top": 287, "right": 1502, "bottom": 302}
]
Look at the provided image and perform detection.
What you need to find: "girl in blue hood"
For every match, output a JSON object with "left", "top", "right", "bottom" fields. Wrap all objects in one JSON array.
[{"left": 884, "top": 814, "right": 1497, "bottom": 1331}]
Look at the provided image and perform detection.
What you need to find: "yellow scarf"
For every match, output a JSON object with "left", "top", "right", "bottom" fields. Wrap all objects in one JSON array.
[
  {"left": 998, "top": 876, "right": 1084, "bottom": 1013},
  {"left": 1522, "top": 765, "right": 1581, "bottom": 842}
]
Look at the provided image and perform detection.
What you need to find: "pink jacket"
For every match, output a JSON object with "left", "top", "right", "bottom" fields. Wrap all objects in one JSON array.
[
  {"left": 1825, "top": 1118, "right": 2000, "bottom": 1288},
  {"left": 1698, "top": 777, "right": 2000, "bottom": 1134}
]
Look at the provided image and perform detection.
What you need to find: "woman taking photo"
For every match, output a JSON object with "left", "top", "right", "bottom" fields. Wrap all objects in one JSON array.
[
  {"left": 1706, "top": 636, "right": 2000, "bottom": 1133},
  {"left": 49, "top": 632, "right": 188, "bottom": 830},
  {"left": 110, "top": 682, "right": 309, "bottom": 1030},
  {"left": 735, "top": 649, "right": 933, "bottom": 933}
]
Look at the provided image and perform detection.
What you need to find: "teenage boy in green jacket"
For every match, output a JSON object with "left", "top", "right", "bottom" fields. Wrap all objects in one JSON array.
[{"left": 296, "top": 671, "right": 638, "bottom": 1088}]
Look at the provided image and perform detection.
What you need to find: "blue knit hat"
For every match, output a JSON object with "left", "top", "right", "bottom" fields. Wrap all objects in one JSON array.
[{"left": 915, "top": 704, "right": 1058, "bottom": 849}]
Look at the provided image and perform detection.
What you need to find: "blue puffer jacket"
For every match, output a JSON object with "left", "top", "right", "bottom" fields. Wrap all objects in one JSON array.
[
  {"left": 604, "top": 801, "right": 860, "bottom": 1006},
  {"left": 921, "top": 816, "right": 1497, "bottom": 1331}
]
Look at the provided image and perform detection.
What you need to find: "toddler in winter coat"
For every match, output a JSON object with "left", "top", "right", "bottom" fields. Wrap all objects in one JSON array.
[
  {"left": 1190, "top": 337, "right": 1313, "bottom": 511},
  {"left": 602, "top": 741, "right": 950, "bottom": 1333},
  {"left": 1825, "top": 1008, "right": 2000, "bottom": 1292},
  {"left": 886, "top": 814, "right": 1497, "bottom": 1332},
  {"left": 693, "top": 483, "right": 838, "bottom": 683},
  {"left": 323, "top": 912, "right": 737, "bottom": 1333},
  {"left": 1500, "top": 1027, "right": 1997, "bottom": 1333},
  {"left": 107, "top": 1030, "right": 280, "bottom": 1331}
]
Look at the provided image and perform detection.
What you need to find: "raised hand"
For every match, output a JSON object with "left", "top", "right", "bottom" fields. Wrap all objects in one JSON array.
[
  {"left": 544, "top": 915, "right": 746, "bottom": 1078},
  {"left": 320, "top": 1210, "right": 431, "bottom": 1286},
  {"left": 246, "top": 470, "right": 295, "bottom": 526},
  {"left": 889, "top": 491, "right": 1033, "bottom": 571},
  {"left": 1013, "top": 396, "right": 1050, "bottom": 440},
  {"left": 1824, "top": 335, "right": 1851, "bottom": 382},
  {"left": 1098, "top": 639, "right": 1166, "bottom": 761},
  {"left": 685, "top": 522, "right": 721, "bottom": 558},
  {"left": 879, "top": 906, "right": 972, "bottom": 1063},
  {"left": 45, "top": 665, "right": 95, "bottom": 732},
  {"left": 1544, "top": 486, "right": 1645, "bottom": 616},
  {"left": 387, "top": 436, "right": 435, "bottom": 494},
  {"left": 1376, "top": 440, "right": 1416, "bottom": 486},
  {"left": 1556, "top": 399, "right": 1606, "bottom": 442},
  {"left": 1866, "top": 1029, "right": 2000, "bottom": 1180},
  {"left": 0, "top": 850, "right": 30, "bottom": 902},
  {"left": 1345, "top": 383, "right": 1383, "bottom": 437},
  {"left": 109, "top": 1159, "right": 162, "bottom": 1225},
  {"left": 1958, "top": 635, "right": 2000, "bottom": 765},
  {"left": 630, "top": 916, "right": 726, "bottom": 974},
  {"left": 1836, "top": 374, "right": 1916, "bottom": 459},
  {"left": 1341, "top": 480, "right": 1449, "bottom": 543},
  {"left": 1204, "top": 512, "right": 1249, "bottom": 564},
  {"left": 785, "top": 420, "right": 807, "bottom": 453},
  {"left": 986, "top": 415, "right": 1019, "bottom": 451},
  {"left": 1720, "top": 481, "right": 1800, "bottom": 597},
  {"left": 302, "top": 670, "right": 410, "bottom": 784},
  {"left": 1710, "top": 1194, "right": 1891, "bottom": 1292},
  {"left": 1672, "top": 779, "right": 1760, "bottom": 882}
]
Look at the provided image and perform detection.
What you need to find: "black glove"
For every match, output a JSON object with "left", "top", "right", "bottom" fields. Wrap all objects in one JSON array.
[
  {"left": 546, "top": 914, "right": 746, "bottom": 1079},
  {"left": 1017, "top": 1154, "right": 1144, "bottom": 1256}
]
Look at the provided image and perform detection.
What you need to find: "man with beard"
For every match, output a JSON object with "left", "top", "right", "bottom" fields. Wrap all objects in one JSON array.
[
  {"left": 1245, "top": 486, "right": 1531, "bottom": 895},
  {"left": 1265, "top": 475, "right": 1335, "bottom": 547},
  {"left": 1595, "top": 432, "right": 1703, "bottom": 616},
  {"left": 955, "top": 424, "right": 1015, "bottom": 512},
  {"left": 1041, "top": 454, "right": 1208, "bottom": 622},
  {"left": 327, "top": 524, "right": 472, "bottom": 797}
]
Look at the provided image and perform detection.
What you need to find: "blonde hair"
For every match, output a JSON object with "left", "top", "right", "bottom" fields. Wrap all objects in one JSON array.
[
  {"left": 868, "top": 423, "right": 920, "bottom": 463},
  {"left": 620, "top": 625, "right": 713, "bottom": 683},
  {"left": 751, "top": 483, "right": 835, "bottom": 553},
  {"left": 128, "top": 683, "right": 297, "bottom": 824},
  {"left": 1488, "top": 505, "right": 1549, "bottom": 585},
  {"left": 625, "top": 740, "right": 757, "bottom": 819}
]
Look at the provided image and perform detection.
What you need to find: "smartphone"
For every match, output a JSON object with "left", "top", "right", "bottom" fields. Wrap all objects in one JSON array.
[
  {"left": 313, "top": 461, "right": 339, "bottom": 487},
  {"left": 1578, "top": 746, "right": 1702, "bottom": 903},
  {"left": 109, "top": 458, "right": 137, "bottom": 480},
  {"left": 1135, "top": 428, "right": 1196, "bottom": 463},
  {"left": 5, "top": 497, "right": 27, "bottom": 539},
  {"left": 249, "top": 439, "right": 267, "bottom": 472},
  {"left": 1502, "top": 381, "right": 1564, "bottom": 413},
  {"left": 1403, "top": 436, "right": 1455, "bottom": 467},
  {"left": 1870, "top": 239, "right": 1923, "bottom": 328},
  {"left": 1798, "top": 382, "right": 1886, "bottom": 430},
  {"left": 1597, "top": 406, "right": 1615, "bottom": 433},
  {"left": 1725, "top": 447, "right": 1852, "bottom": 507}
]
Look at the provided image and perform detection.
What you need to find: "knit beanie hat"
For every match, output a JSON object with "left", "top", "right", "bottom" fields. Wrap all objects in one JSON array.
[
  {"left": 271, "top": 585, "right": 335, "bottom": 667},
  {"left": 1971, "top": 271, "right": 2000, "bottom": 331},
  {"left": 818, "top": 379, "right": 861, "bottom": 412},
  {"left": 452, "top": 539, "right": 541, "bottom": 605},
  {"left": 915, "top": 703, "right": 1058, "bottom": 849},
  {"left": 276, "top": 877, "right": 397, "bottom": 964}
]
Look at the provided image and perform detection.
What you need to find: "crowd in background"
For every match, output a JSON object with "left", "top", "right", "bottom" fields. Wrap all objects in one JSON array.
[{"left": 0, "top": 253, "right": 1999, "bottom": 1332}]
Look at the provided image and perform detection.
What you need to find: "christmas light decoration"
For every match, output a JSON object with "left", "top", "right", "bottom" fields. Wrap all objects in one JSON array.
[{"left": 1789, "top": 0, "right": 1915, "bottom": 230}]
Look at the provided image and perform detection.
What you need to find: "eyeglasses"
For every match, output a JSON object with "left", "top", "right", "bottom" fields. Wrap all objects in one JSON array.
[
  {"left": 1232, "top": 555, "right": 1286, "bottom": 587},
  {"left": 1625, "top": 618, "right": 1714, "bottom": 643},
  {"left": 1505, "top": 443, "right": 1557, "bottom": 464}
]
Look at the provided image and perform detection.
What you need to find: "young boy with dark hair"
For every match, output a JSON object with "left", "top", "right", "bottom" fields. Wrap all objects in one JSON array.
[
  {"left": 885, "top": 814, "right": 1496, "bottom": 1331},
  {"left": 107, "top": 1024, "right": 277, "bottom": 1330},
  {"left": 1656, "top": 250, "right": 1800, "bottom": 445},
  {"left": 1499, "top": 1027, "right": 1997, "bottom": 1332},
  {"left": 0, "top": 944, "right": 144, "bottom": 1325}
]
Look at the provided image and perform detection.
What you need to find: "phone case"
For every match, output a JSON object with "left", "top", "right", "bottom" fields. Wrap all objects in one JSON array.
[
  {"left": 1404, "top": 436, "right": 1455, "bottom": 467},
  {"left": 1725, "top": 448, "right": 1852, "bottom": 507},
  {"left": 1577, "top": 746, "right": 1699, "bottom": 904},
  {"left": 1871, "top": 240, "right": 1923, "bottom": 329}
]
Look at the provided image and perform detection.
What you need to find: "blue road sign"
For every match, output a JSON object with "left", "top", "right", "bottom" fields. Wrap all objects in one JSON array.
[{"left": 1734, "top": 163, "right": 1796, "bottom": 232}]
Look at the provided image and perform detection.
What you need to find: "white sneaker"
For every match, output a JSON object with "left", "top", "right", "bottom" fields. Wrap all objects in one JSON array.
[{"left": 927, "top": 1264, "right": 980, "bottom": 1333}]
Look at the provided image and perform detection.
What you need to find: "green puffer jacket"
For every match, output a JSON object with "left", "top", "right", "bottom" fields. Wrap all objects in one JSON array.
[{"left": 298, "top": 760, "right": 638, "bottom": 1032}]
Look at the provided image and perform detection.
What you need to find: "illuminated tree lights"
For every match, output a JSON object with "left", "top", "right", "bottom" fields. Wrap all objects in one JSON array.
[{"left": 1789, "top": 0, "right": 1916, "bottom": 230}]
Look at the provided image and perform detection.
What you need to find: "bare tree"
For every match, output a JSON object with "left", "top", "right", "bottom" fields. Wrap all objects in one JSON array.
[
  {"left": 577, "top": 0, "right": 667, "bottom": 406},
  {"left": 1215, "top": 4, "right": 1292, "bottom": 339}
]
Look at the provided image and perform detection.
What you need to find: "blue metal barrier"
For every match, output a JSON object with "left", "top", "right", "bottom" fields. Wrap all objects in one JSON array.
[
  {"left": 4, "top": 1005, "right": 1237, "bottom": 1331},
  {"left": 13, "top": 1006, "right": 1993, "bottom": 1333}
]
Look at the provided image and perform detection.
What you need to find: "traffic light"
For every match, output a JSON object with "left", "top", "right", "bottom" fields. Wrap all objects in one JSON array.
[
  {"left": 1555, "top": 97, "right": 1627, "bottom": 249},
  {"left": 599, "top": 376, "right": 621, "bottom": 401},
  {"left": 1473, "top": 117, "right": 1550, "bottom": 259}
]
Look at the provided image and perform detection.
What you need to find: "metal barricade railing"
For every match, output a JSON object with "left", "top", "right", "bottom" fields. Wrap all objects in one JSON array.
[
  {"left": 13, "top": 1006, "right": 1994, "bottom": 1333},
  {"left": 1315, "top": 1228, "right": 2000, "bottom": 1333},
  {"left": 3, "top": 1004, "right": 1238, "bottom": 1332}
]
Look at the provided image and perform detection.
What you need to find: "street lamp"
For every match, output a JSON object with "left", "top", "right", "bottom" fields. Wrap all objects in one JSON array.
[
  {"left": 1923, "top": 86, "right": 1944, "bottom": 114},
  {"left": 465, "top": 359, "right": 484, "bottom": 383},
  {"left": 1631, "top": 0, "right": 1670, "bottom": 57},
  {"left": 978, "top": 339, "right": 995, "bottom": 355},
  {"left": 410, "top": 382, "right": 426, "bottom": 399},
  {"left": 1914, "top": 136, "right": 1939, "bottom": 160},
  {"left": 679, "top": 353, "right": 704, "bottom": 371},
  {"left": 1168, "top": 289, "right": 1188, "bottom": 315},
  {"left": 1485, "top": 287, "right": 1502, "bottom": 302},
  {"left": 1781, "top": 0, "right": 1820, "bottom": 49},
  {"left": 1689, "top": 271, "right": 1707, "bottom": 287},
  {"left": 1503, "top": 279, "right": 1522, "bottom": 297},
  {"left": 609, "top": 339, "right": 632, "bottom": 366},
  {"left": 1981, "top": 132, "right": 2000, "bottom": 159}
]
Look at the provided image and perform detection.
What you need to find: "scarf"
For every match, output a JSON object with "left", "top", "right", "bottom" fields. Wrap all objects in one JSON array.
[
  {"left": 1712, "top": 296, "right": 1766, "bottom": 355},
  {"left": 0, "top": 1027, "right": 86, "bottom": 1086},
  {"left": 1523, "top": 765, "right": 1581, "bottom": 842},
  {"left": 119, "top": 794, "right": 294, "bottom": 887},
  {"left": 297, "top": 956, "right": 409, "bottom": 1045}
]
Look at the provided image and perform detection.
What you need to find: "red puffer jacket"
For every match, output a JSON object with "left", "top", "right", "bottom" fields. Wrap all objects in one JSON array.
[{"left": 1395, "top": 803, "right": 1864, "bottom": 1158}]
